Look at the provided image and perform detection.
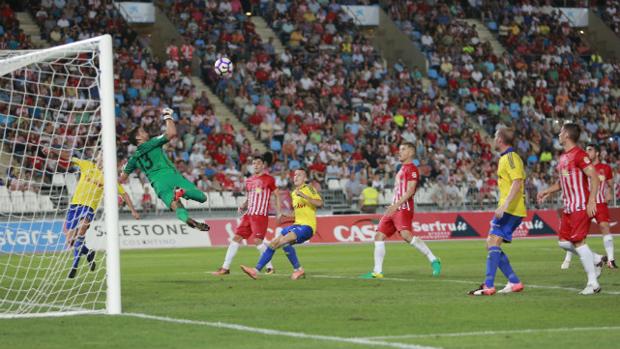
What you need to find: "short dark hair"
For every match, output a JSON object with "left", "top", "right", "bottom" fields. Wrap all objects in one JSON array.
[
  {"left": 296, "top": 167, "right": 308, "bottom": 176},
  {"left": 563, "top": 122, "right": 581, "bottom": 143},
  {"left": 586, "top": 143, "right": 600, "bottom": 153},
  {"left": 496, "top": 126, "right": 515, "bottom": 146},
  {"left": 401, "top": 142, "right": 415, "bottom": 150},
  {"left": 262, "top": 151, "right": 274, "bottom": 166},
  {"left": 127, "top": 126, "right": 141, "bottom": 146}
]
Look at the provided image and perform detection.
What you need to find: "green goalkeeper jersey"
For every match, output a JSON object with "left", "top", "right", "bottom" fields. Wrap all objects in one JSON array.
[{"left": 124, "top": 134, "right": 178, "bottom": 180}]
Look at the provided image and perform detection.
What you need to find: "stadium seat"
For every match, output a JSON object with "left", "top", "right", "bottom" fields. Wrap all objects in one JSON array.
[
  {"left": 183, "top": 198, "right": 203, "bottom": 209},
  {"left": 236, "top": 196, "right": 247, "bottom": 207},
  {"left": 383, "top": 188, "right": 394, "bottom": 201},
  {"left": 39, "top": 195, "right": 55, "bottom": 211},
  {"left": 10, "top": 191, "right": 26, "bottom": 213},
  {"left": 208, "top": 192, "right": 225, "bottom": 208},
  {"left": 65, "top": 173, "right": 78, "bottom": 196},
  {"left": 23, "top": 191, "right": 38, "bottom": 212},
  {"left": 51, "top": 174, "right": 65, "bottom": 186},
  {"left": 270, "top": 139, "right": 282, "bottom": 152},
  {"left": 339, "top": 179, "right": 349, "bottom": 191},
  {"left": 378, "top": 193, "right": 389, "bottom": 205},
  {"left": 327, "top": 179, "right": 341, "bottom": 191},
  {"left": 221, "top": 192, "right": 236, "bottom": 208},
  {"left": 0, "top": 187, "right": 12, "bottom": 213}
]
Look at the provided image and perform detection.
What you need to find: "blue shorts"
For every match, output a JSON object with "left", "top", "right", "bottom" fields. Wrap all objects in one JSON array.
[
  {"left": 65, "top": 204, "right": 95, "bottom": 230},
  {"left": 281, "top": 225, "right": 313, "bottom": 244},
  {"left": 489, "top": 212, "right": 523, "bottom": 243}
]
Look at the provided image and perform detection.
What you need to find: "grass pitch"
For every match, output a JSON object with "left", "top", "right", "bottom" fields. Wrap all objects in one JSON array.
[{"left": 2, "top": 238, "right": 619, "bottom": 349}]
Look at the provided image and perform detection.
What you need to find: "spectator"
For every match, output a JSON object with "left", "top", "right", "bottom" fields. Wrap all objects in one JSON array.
[{"left": 359, "top": 178, "right": 380, "bottom": 213}]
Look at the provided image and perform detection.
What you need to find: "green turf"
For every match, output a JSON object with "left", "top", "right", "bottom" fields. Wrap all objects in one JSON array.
[{"left": 2, "top": 238, "right": 619, "bottom": 349}]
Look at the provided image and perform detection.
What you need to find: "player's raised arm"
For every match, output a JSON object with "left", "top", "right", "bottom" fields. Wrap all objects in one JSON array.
[{"left": 162, "top": 107, "right": 177, "bottom": 140}]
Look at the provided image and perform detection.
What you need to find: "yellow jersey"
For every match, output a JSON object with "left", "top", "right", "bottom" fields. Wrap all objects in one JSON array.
[
  {"left": 70, "top": 158, "right": 126, "bottom": 210},
  {"left": 497, "top": 148, "right": 526, "bottom": 217},
  {"left": 292, "top": 184, "right": 322, "bottom": 233},
  {"left": 361, "top": 186, "right": 379, "bottom": 206}
]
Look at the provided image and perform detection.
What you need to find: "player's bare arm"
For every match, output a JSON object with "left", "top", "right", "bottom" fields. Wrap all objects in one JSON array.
[
  {"left": 496, "top": 179, "right": 523, "bottom": 219},
  {"left": 386, "top": 180, "right": 417, "bottom": 215},
  {"left": 583, "top": 165, "right": 600, "bottom": 217},
  {"left": 606, "top": 178, "right": 613, "bottom": 203},
  {"left": 537, "top": 180, "right": 561, "bottom": 204},
  {"left": 120, "top": 192, "right": 140, "bottom": 220},
  {"left": 274, "top": 188, "right": 282, "bottom": 217}
]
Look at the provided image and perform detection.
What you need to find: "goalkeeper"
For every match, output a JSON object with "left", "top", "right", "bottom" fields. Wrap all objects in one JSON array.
[{"left": 121, "top": 108, "right": 210, "bottom": 232}]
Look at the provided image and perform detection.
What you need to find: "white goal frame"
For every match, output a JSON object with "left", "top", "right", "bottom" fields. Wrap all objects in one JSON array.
[{"left": 0, "top": 34, "right": 121, "bottom": 316}]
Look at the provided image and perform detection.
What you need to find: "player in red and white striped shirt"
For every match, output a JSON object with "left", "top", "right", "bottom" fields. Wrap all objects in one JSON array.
[
  {"left": 213, "top": 153, "right": 281, "bottom": 275},
  {"left": 537, "top": 123, "right": 606, "bottom": 294},
  {"left": 561, "top": 143, "right": 617, "bottom": 269},
  {"left": 360, "top": 142, "right": 441, "bottom": 279}
]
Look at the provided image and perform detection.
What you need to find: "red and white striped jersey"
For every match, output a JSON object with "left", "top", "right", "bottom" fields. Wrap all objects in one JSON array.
[
  {"left": 245, "top": 173, "right": 276, "bottom": 216},
  {"left": 592, "top": 163, "right": 613, "bottom": 204},
  {"left": 557, "top": 147, "right": 592, "bottom": 213},
  {"left": 392, "top": 163, "right": 419, "bottom": 212}
]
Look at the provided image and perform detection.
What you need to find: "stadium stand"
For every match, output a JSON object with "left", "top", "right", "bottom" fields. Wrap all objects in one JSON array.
[{"left": 2, "top": 0, "right": 618, "bottom": 213}]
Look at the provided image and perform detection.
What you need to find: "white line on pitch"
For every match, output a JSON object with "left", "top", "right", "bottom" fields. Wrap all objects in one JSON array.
[
  {"left": 122, "top": 312, "right": 440, "bottom": 349},
  {"left": 309, "top": 274, "right": 620, "bottom": 295},
  {"left": 361, "top": 326, "right": 620, "bottom": 340}
]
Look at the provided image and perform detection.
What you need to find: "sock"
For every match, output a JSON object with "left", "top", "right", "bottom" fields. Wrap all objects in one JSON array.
[
  {"left": 257, "top": 243, "right": 273, "bottom": 270},
  {"left": 410, "top": 237, "right": 436, "bottom": 262},
  {"left": 603, "top": 234, "right": 614, "bottom": 261},
  {"left": 498, "top": 251, "right": 520, "bottom": 284},
  {"left": 256, "top": 247, "right": 276, "bottom": 271},
  {"left": 575, "top": 244, "right": 598, "bottom": 286},
  {"left": 283, "top": 244, "right": 301, "bottom": 269},
  {"left": 72, "top": 236, "right": 86, "bottom": 269},
  {"left": 222, "top": 241, "right": 240, "bottom": 269},
  {"left": 176, "top": 207, "right": 189, "bottom": 223},
  {"left": 485, "top": 246, "right": 502, "bottom": 288},
  {"left": 558, "top": 240, "right": 577, "bottom": 254},
  {"left": 563, "top": 251, "right": 573, "bottom": 263},
  {"left": 593, "top": 252, "right": 603, "bottom": 265},
  {"left": 373, "top": 241, "right": 385, "bottom": 274}
]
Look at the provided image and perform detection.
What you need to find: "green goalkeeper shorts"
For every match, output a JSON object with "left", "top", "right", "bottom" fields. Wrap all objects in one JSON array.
[{"left": 150, "top": 172, "right": 207, "bottom": 208}]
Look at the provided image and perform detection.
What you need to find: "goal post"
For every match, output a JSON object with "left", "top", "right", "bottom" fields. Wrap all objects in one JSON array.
[{"left": 0, "top": 35, "right": 121, "bottom": 317}]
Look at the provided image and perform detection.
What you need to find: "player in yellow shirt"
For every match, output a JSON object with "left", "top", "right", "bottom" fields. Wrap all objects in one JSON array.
[
  {"left": 470, "top": 126, "right": 526, "bottom": 296},
  {"left": 241, "top": 169, "right": 323, "bottom": 280},
  {"left": 44, "top": 149, "right": 140, "bottom": 278}
]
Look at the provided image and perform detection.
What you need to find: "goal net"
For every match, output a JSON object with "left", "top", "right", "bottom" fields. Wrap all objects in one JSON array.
[{"left": 0, "top": 35, "right": 120, "bottom": 318}]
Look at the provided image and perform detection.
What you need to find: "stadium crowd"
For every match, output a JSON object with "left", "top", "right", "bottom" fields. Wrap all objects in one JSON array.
[
  {"left": 384, "top": 0, "right": 620, "bottom": 206},
  {"left": 1, "top": 0, "right": 620, "bottom": 212}
]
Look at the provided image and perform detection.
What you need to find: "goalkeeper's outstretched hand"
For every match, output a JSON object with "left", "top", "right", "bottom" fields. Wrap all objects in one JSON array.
[{"left": 162, "top": 107, "right": 174, "bottom": 121}]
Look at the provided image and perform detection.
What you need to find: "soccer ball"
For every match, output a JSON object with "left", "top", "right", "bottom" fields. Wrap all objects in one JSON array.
[{"left": 214, "top": 57, "right": 233, "bottom": 76}]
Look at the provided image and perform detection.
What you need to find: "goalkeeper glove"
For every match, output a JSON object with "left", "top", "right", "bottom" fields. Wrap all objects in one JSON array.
[{"left": 162, "top": 107, "right": 174, "bottom": 121}]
